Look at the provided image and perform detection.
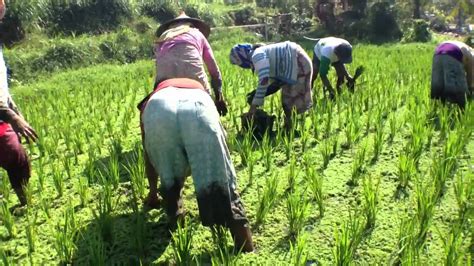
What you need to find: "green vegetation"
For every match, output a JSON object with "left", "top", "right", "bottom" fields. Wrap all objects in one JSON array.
[
  {"left": 0, "top": 1, "right": 473, "bottom": 262},
  {"left": 0, "top": 36, "right": 471, "bottom": 264}
]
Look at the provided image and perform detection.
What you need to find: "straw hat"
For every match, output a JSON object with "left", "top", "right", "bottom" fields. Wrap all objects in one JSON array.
[{"left": 155, "top": 12, "right": 210, "bottom": 38}]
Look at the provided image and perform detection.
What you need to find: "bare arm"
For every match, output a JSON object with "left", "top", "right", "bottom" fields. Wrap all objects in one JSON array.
[
  {"left": 202, "top": 36, "right": 222, "bottom": 98},
  {"left": 0, "top": 107, "right": 38, "bottom": 143},
  {"left": 0, "top": 0, "right": 5, "bottom": 20},
  {"left": 311, "top": 53, "right": 319, "bottom": 88},
  {"left": 201, "top": 36, "right": 228, "bottom": 116}
]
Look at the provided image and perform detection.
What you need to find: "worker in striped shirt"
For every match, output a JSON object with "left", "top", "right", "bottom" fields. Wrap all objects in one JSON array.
[{"left": 230, "top": 41, "right": 313, "bottom": 130}]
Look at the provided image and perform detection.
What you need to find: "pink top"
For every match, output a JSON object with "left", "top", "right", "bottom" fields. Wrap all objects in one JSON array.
[{"left": 154, "top": 28, "right": 222, "bottom": 89}]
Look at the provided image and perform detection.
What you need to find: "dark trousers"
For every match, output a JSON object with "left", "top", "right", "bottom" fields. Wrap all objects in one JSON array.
[{"left": 0, "top": 126, "right": 30, "bottom": 191}]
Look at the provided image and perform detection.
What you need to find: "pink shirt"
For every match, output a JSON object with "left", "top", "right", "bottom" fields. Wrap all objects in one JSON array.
[{"left": 154, "top": 28, "right": 222, "bottom": 89}]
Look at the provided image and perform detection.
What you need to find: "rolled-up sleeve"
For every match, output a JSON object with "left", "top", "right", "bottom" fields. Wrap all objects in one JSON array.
[
  {"left": 251, "top": 51, "right": 271, "bottom": 106},
  {"left": 202, "top": 37, "right": 222, "bottom": 92}
]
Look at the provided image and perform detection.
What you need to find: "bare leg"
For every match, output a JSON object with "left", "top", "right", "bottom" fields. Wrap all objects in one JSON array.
[
  {"left": 161, "top": 178, "right": 186, "bottom": 230},
  {"left": 144, "top": 152, "right": 161, "bottom": 209},
  {"left": 229, "top": 222, "right": 255, "bottom": 253},
  {"left": 334, "top": 62, "right": 346, "bottom": 94}
]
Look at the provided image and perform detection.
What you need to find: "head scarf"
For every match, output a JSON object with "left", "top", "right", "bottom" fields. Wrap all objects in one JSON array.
[{"left": 230, "top": 44, "right": 253, "bottom": 69}]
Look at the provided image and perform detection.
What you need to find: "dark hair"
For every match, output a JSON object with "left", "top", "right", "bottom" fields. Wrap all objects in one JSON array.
[{"left": 252, "top": 43, "right": 267, "bottom": 49}]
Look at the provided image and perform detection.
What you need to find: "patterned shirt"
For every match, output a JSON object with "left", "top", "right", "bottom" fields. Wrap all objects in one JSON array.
[
  {"left": 154, "top": 28, "right": 222, "bottom": 91},
  {"left": 251, "top": 42, "right": 299, "bottom": 106}
]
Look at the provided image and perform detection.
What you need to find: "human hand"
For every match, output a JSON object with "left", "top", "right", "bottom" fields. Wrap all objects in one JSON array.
[
  {"left": 243, "top": 104, "right": 257, "bottom": 119},
  {"left": 214, "top": 93, "right": 228, "bottom": 116},
  {"left": 347, "top": 76, "right": 355, "bottom": 92},
  {"left": 9, "top": 114, "right": 38, "bottom": 143}
]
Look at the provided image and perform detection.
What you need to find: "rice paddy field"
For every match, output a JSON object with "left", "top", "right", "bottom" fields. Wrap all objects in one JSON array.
[{"left": 0, "top": 33, "right": 473, "bottom": 265}]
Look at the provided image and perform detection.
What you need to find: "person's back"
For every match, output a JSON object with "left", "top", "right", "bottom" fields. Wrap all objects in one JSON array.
[
  {"left": 154, "top": 24, "right": 221, "bottom": 93},
  {"left": 314, "top": 37, "right": 351, "bottom": 63},
  {"left": 252, "top": 41, "right": 300, "bottom": 85},
  {"left": 431, "top": 40, "right": 474, "bottom": 108}
]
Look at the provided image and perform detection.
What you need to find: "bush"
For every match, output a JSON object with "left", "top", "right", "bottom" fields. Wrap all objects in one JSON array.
[
  {"left": 134, "top": 21, "right": 152, "bottom": 34},
  {"left": 45, "top": 0, "right": 132, "bottom": 36},
  {"left": 229, "top": 6, "right": 256, "bottom": 25},
  {"left": 183, "top": 4, "right": 200, "bottom": 19},
  {"left": 6, "top": 27, "right": 154, "bottom": 82},
  {"left": 403, "top": 19, "right": 431, "bottom": 43},
  {"left": 0, "top": 10, "right": 25, "bottom": 47},
  {"left": 100, "top": 29, "right": 154, "bottom": 64},
  {"left": 338, "top": 16, "right": 368, "bottom": 41},
  {"left": 31, "top": 42, "right": 91, "bottom": 72},
  {"left": 139, "top": 1, "right": 179, "bottom": 24},
  {"left": 430, "top": 16, "right": 447, "bottom": 32},
  {"left": 0, "top": 0, "right": 34, "bottom": 47},
  {"left": 367, "top": 2, "right": 402, "bottom": 43},
  {"left": 287, "top": 6, "right": 312, "bottom": 34},
  {"left": 182, "top": 4, "right": 218, "bottom": 27},
  {"left": 464, "top": 35, "right": 474, "bottom": 47}
]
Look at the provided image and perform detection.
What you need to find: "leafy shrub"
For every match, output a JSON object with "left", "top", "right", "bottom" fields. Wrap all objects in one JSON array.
[
  {"left": 100, "top": 29, "right": 153, "bottom": 64},
  {"left": 44, "top": 0, "right": 132, "bottom": 36},
  {"left": 256, "top": 0, "right": 272, "bottom": 8},
  {"left": 183, "top": 4, "right": 200, "bottom": 18},
  {"left": 7, "top": 28, "right": 154, "bottom": 82},
  {"left": 367, "top": 2, "right": 402, "bottom": 43},
  {"left": 464, "top": 35, "right": 474, "bottom": 47},
  {"left": 139, "top": 1, "right": 179, "bottom": 24},
  {"left": 182, "top": 4, "right": 218, "bottom": 27},
  {"left": 0, "top": 10, "right": 25, "bottom": 47},
  {"left": 290, "top": 13, "right": 313, "bottom": 33},
  {"left": 0, "top": 0, "right": 33, "bottom": 47},
  {"left": 31, "top": 42, "right": 91, "bottom": 72},
  {"left": 430, "top": 16, "right": 447, "bottom": 32},
  {"left": 403, "top": 19, "right": 431, "bottom": 43},
  {"left": 229, "top": 6, "right": 256, "bottom": 25},
  {"left": 134, "top": 21, "right": 152, "bottom": 34},
  {"left": 349, "top": 0, "right": 368, "bottom": 15}
]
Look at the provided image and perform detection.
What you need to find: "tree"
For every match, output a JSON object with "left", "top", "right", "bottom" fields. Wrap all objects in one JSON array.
[
  {"left": 449, "top": 0, "right": 474, "bottom": 31},
  {"left": 413, "top": 0, "right": 422, "bottom": 18}
]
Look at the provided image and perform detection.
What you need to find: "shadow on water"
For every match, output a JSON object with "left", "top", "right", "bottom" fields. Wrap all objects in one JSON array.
[{"left": 72, "top": 209, "right": 173, "bottom": 265}]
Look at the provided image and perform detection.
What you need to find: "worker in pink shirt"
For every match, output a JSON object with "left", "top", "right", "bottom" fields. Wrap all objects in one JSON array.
[
  {"left": 153, "top": 12, "right": 227, "bottom": 114},
  {"left": 138, "top": 13, "right": 253, "bottom": 252}
]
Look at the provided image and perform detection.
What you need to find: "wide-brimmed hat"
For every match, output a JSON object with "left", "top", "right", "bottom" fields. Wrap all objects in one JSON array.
[
  {"left": 155, "top": 12, "right": 210, "bottom": 38},
  {"left": 334, "top": 43, "right": 352, "bottom": 64}
]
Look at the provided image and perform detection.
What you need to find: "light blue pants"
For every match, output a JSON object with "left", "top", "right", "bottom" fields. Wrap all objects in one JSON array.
[{"left": 142, "top": 87, "right": 247, "bottom": 227}]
